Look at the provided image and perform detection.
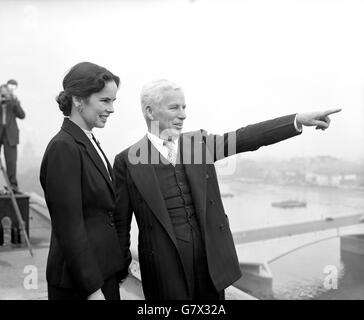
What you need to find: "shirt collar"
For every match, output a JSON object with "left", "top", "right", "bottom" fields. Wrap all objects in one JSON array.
[
  {"left": 146, "top": 131, "right": 165, "bottom": 149},
  {"left": 146, "top": 131, "right": 179, "bottom": 147},
  {"left": 80, "top": 127, "right": 93, "bottom": 140},
  {"left": 66, "top": 118, "right": 94, "bottom": 140}
]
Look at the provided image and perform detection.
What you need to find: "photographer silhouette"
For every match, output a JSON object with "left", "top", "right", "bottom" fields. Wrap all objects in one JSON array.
[{"left": 0, "top": 81, "right": 25, "bottom": 193}]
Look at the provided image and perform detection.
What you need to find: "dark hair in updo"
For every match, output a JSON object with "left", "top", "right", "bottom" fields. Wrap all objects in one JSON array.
[{"left": 56, "top": 62, "right": 120, "bottom": 116}]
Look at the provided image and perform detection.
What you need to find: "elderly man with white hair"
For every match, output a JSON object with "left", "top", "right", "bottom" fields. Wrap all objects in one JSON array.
[{"left": 113, "top": 79, "right": 341, "bottom": 300}]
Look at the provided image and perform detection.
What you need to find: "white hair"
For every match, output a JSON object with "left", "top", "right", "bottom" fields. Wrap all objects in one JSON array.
[{"left": 140, "top": 79, "right": 183, "bottom": 120}]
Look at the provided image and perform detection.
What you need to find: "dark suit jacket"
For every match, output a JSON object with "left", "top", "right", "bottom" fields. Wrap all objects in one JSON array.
[
  {"left": 40, "top": 118, "right": 130, "bottom": 296},
  {"left": 0, "top": 96, "right": 25, "bottom": 146},
  {"left": 113, "top": 114, "right": 301, "bottom": 299}
]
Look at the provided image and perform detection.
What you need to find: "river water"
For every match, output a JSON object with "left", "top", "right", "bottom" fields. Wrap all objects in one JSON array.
[{"left": 220, "top": 180, "right": 364, "bottom": 300}]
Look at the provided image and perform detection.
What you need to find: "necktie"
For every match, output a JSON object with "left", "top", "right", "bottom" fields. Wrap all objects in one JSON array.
[
  {"left": 163, "top": 140, "right": 177, "bottom": 166},
  {"left": 91, "top": 134, "right": 100, "bottom": 147},
  {"left": 91, "top": 134, "right": 111, "bottom": 179},
  {"left": 1, "top": 102, "right": 6, "bottom": 125}
]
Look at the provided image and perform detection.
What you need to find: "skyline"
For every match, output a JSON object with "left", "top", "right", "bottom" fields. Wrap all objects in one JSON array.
[
  {"left": 15, "top": 139, "right": 364, "bottom": 176},
  {"left": 1, "top": 0, "right": 363, "bottom": 163}
]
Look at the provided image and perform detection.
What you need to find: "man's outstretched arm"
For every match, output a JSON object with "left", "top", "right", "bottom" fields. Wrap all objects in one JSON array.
[{"left": 203, "top": 108, "right": 342, "bottom": 162}]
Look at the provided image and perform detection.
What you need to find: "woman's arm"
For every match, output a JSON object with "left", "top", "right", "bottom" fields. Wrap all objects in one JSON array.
[
  {"left": 42, "top": 139, "right": 104, "bottom": 296},
  {"left": 113, "top": 152, "right": 133, "bottom": 281}
]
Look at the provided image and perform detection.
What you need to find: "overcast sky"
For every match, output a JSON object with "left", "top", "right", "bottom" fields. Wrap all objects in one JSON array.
[{"left": 1, "top": 0, "right": 363, "bottom": 165}]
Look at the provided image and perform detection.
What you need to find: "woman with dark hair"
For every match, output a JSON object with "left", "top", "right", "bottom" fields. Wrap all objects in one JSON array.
[{"left": 40, "top": 62, "right": 130, "bottom": 300}]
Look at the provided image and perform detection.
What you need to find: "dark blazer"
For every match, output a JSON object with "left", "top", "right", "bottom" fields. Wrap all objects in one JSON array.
[
  {"left": 40, "top": 118, "right": 130, "bottom": 296},
  {"left": 0, "top": 96, "right": 25, "bottom": 146},
  {"left": 113, "top": 114, "right": 301, "bottom": 299}
]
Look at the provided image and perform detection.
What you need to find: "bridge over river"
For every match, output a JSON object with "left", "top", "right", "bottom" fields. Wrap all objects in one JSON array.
[{"left": 1, "top": 193, "right": 363, "bottom": 299}]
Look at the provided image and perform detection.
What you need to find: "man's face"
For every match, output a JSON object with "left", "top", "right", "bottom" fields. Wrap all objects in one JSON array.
[
  {"left": 7, "top": 84, "right": 17, "bottom": 93},
  {"left": 152, "top": 89, "right": 186, "bottom": 139}
]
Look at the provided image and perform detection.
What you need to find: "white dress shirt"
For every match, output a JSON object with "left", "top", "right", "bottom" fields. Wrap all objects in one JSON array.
[
  {"left": 146, "top": 132, "right": 179, "bottom": 165},
  {"left": 1, "top": 102, "right": 6, "bottom": 125},
  {"left": 294, "top": 114, "right": 303, "bottom": 132},
  {"left": 81, "top": 128, "right": 111, "bottom": 179}
]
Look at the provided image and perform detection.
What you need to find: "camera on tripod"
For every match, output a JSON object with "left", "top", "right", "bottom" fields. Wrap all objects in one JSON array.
[{"left": 0, "top": 83, "right": 11, "bottom": 103}]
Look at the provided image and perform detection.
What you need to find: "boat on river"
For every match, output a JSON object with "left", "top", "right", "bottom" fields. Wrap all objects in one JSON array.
[{"left": 271, "top": 200, "right": 307, "bottom": 209}]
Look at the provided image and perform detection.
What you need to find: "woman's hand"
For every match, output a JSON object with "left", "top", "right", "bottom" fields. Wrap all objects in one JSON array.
[{"left": 87, "top": 288, "right": 106, "bottom": 300}]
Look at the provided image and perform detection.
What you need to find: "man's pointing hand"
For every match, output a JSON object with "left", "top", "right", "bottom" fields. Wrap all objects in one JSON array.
[{"left": 296, "top": 108, "right": 342, "bottom": 131}]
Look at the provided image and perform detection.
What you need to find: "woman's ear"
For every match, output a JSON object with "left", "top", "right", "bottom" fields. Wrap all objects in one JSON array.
[{"left": 72, "top": 96, "right": 84, "bottom": 112}]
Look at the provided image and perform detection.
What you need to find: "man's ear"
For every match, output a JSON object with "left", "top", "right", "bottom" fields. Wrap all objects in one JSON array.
[{"left": 146, "top": 106, "right": 154, "bottom": 120}]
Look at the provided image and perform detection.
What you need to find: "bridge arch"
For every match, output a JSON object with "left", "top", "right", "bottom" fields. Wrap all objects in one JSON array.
[{"left": 235, "top": 223, "right": 364, "bottom": 264}]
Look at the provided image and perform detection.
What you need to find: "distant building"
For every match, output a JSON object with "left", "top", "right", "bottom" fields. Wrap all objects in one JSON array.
[
  {"left": 305, "top": 172, "right": 342, "bottom": 187},
  {"left": 225, "top": 155, "right": 363, "bottom": 188},
  {"left": 304, "top": 156, "right": 361, "bottom": 187}
]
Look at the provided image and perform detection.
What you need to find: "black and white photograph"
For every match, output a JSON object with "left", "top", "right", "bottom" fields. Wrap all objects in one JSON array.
[{"left": 0, "top": 0, "right": 364, "bottom": 307}]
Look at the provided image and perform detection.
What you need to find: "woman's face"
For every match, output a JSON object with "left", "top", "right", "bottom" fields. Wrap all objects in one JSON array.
[{"left": 78, "top": 81, "right": 118, "bottom": 130}]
